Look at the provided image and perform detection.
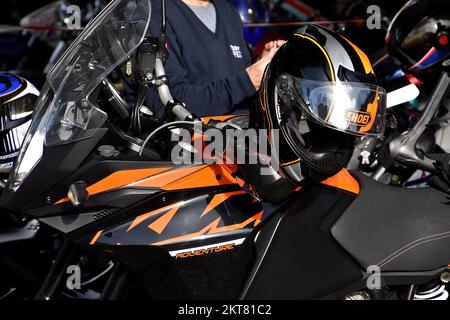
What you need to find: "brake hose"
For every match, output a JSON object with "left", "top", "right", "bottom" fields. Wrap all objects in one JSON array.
[{"left": 139, "top": 120, "right": 197, "bottom": 156}]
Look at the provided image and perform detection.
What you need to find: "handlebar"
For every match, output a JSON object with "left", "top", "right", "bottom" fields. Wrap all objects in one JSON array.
[{"left": 154, "top": 57, "right": 198, "bottom": 121}]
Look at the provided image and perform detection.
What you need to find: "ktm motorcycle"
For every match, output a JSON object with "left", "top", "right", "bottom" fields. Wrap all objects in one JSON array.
[{"left": 1, "top": 0, "right": 450, "bottom": 300}]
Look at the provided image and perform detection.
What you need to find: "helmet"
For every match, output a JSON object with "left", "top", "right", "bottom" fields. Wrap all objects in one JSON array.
[
  {"left": 253, "top": 25, "right": 386, "bottom": 184},
  {"left": 0, "top": 73, "right": 39, "bottom": 177},
  {"left": 386, "top": 0, "right": 450, "bottom": 73}
]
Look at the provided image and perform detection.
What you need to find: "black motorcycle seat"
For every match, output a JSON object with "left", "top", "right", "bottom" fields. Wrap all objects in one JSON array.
[{"left": 331, "top": 172, "right": 450, "bottom": 272}]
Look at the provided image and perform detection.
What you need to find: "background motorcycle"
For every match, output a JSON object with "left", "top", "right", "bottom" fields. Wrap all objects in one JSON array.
[
  {"left": 0, "top": 0, "right": 107, "bottom": 89},
  {"left": 347, "top": 0, "right": 450, "bottom": 189}
]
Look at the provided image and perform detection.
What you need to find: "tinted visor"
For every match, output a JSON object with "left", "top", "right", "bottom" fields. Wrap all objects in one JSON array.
[{"left": 277, "top": 75, "right": 387, "bottom": 137}]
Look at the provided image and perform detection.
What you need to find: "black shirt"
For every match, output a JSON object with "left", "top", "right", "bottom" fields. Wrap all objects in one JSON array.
[{"left": 146, "top": 0, "right": 256, "bottom": 118}]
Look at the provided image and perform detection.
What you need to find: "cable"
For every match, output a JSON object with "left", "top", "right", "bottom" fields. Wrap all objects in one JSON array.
[
  {"left": 139, "top": 120, "right": 197, "bottom": 156},
  {"left": 80, "top": 261, "right": 115, "bottom": 286},
  {"left": 0, "top": 288, "right": 16, "bottom": 300}
]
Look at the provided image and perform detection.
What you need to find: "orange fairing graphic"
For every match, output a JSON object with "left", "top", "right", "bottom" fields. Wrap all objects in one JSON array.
[
  {"left": 129, "top": 165, "right": 208, "bottom": 188},
  {"left": 55, "top": 164, "right": 239, "bottom": 205},
  {"left": 149, "top": 206, "right": 182, "bottom": 234},
  {"left": 125, "top": 164, "right": 237, "bottom": 190},
  {"left": 86, "top": 167, "right": 173, "bottom": 193},
  {"left": 201, "top": 190, "right": 247, "bottom": 217},
  {"left": 55, "top": 167, "right": 173, "bottom": 204},
  {"left": 321, "top": 169, "right": 360, "bottom": 194},
  {"left": 127, "top": 201, "right": 184, "bottom": 232},
  {"left": 151, "top": 211, "right": 263, "bottom": 246},
  {"left": 162, "top": 165, "right": 237, "bottom": 190},
  {"left": 127, "top": 190, "right": 249, "bottom": 238},
  {"left": 90, "top": 230, "right": 103, "bottom": 245},
  {"left": 201, "top": 114, "right": 244, "bottom": 125}
]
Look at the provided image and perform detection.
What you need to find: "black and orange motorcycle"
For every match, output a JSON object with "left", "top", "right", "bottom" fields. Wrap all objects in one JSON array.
[{"left": 0, "top": 0, "right": 449, "bottom": 301}]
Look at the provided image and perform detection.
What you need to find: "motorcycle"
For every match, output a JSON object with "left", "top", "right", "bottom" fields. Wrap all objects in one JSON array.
[
  {"left": 347, "top": 58, "right": 450, "bottom": 188},
  {"left": 1, "top": 0, "right": 450, "bottom": 300},
  {"left": 0, "top": 0, "right": 107, "bottom": 89},
  {"left": 347, "top": 0, "right": 450, "bottom": 187}
]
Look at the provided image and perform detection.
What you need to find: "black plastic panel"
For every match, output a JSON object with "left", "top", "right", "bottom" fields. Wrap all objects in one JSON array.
[{"left": 242, "top": 184, "right": 362, "bottom": 299}]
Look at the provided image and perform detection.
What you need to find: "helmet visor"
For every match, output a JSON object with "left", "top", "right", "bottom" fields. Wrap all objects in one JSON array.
[{"left": 277, "top": 76, "right": 387, "bottom": 137}]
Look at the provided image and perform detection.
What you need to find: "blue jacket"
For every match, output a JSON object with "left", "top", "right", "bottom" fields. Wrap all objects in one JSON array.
[{"left": 146, "top": 0, "right": 256, "bottom": 119}]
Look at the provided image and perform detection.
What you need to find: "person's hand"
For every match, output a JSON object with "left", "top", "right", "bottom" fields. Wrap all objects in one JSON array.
[
  {"left": 246, "top": 40, "right": 285, "bottom": 90},
  {"left": 261, "top": 40, "right": 286, "bottom": 59}
]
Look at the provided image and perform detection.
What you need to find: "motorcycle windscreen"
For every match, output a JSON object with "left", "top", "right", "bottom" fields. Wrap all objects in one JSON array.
[
  {"left": 277, "top": 76, "right": 387, "bottom": 137},
  {"left": 45, "top": 0, "right": 151, "bottom": 147}
]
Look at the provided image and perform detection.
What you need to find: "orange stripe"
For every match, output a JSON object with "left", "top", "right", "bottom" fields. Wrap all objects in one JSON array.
[
  {"left": 201, "top": 115, "right": 243, "bottom": 124},
  {"left": 90, "top": 230, "right": 103, "bottom": 245},
  {"left": 86, "top": 167, "right": 172, "bottom": 195},
  {"left": 321, "top": 169, "right": 360, "bottom": 194},
  {"left": 162, "top": 164, "right": 237, "bottom": 191},
  {"left": 341, "top": 35, "right": 372, "bottom": 74},
  {"left": 281, "top": 158, "right": 301, "bottom": 167},
  {"left": 208, "top": 211, "right": 263, "bottom": 233},
  {"left": 148, "top": 206, "right": 182, "bottom": 234},
  {"left": 127, "top": 202, "right": 183, "bottom": 232},
  {"left": 55, "top": 197, "right": 69, "bottom": 205},
  {"left": 200, "top": 190, "right": 247, "bottom": 217},
  {"left": 129, "top": 165, "right": 207, "bottom": 188},
  {"left": 359, "top": 91, "right": 379, "bottom": 134}
]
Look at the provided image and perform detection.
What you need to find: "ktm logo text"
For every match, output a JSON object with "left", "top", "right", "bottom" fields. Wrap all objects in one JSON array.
[
  {"left": 346, "top": 110, "right": 371, "bottom": 126},
  {"left": 175, "top": 244, "right": 235, "bottom": 259}
]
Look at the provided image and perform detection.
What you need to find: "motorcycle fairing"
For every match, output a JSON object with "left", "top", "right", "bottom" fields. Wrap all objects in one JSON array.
[
  {"left": 61, "top": 170, "right": 359, "bottom": 299},
  {"left": 241, "top": 174, "right": 450, "bottom": 299},
  {"left": 53, "top": 163, "right": 239, "bottom": 205},
  {"left": 40, "top": 164, "right": 358, "bottom": 247},
  {"left": 241, "top": 182, "right": 362, "bottom": 299}
]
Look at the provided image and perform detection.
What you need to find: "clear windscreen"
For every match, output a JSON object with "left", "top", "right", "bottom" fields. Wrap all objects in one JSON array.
[
  {"left": 44, "top": 0, "right": 151, "bottom": 146},
  {"left": 278, "top": 76, "right": 387, "bottom": 137}
]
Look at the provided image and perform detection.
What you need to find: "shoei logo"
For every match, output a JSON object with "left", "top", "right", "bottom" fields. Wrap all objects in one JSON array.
[
  {"left": 230, "top": 45, "right": 243, "bottom": 59},
  {"left": 346, "top": 110, "right": 371, "bottom": 126}
]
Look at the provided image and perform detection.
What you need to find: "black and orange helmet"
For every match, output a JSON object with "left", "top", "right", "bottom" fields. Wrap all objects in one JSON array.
[{"left": 254, "top": 25, "right": 387, "bottom": 182}]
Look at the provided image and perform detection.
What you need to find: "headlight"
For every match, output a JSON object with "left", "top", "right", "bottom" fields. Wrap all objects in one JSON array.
[
  {"left": 10, "top": 118, "right": 46, "bottom": 191},
  {"left": 8, "top": 89, "right": 52, "bottom": 191}
]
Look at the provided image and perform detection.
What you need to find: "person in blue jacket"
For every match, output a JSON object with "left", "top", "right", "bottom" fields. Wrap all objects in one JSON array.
[{"left": 146, "top": 0, "right": 284, "bottom": 119}]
